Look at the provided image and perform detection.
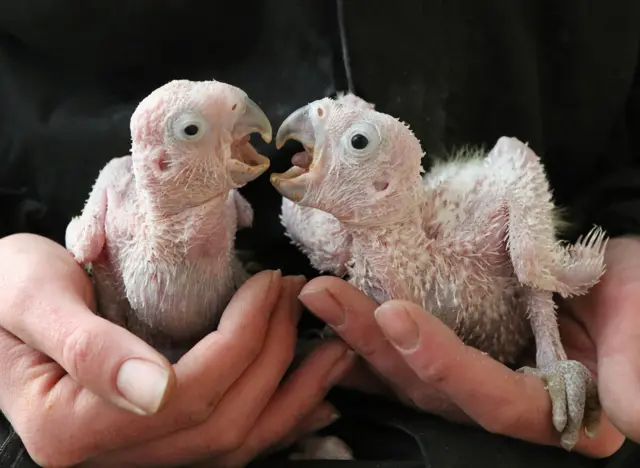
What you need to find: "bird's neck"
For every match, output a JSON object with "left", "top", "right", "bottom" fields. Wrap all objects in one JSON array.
[
  {"left": 342, "top": 189, "right": 426, "bottom": 236},
  {"left": 138, "top": 187, "right": 234, "bottom": 245}
]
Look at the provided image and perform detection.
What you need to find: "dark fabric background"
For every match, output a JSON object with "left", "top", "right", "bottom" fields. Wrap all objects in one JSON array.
[{"left": 1, "top": 1, "right": 640, "bottom": 467}]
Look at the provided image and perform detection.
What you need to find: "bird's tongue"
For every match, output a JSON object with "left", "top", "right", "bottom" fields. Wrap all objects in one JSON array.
[{"left": 292, "top": 151, "right": 312, "bottom": 170}]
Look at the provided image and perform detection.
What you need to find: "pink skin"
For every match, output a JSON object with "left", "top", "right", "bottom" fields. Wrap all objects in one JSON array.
[
  {"left": 277, "top": 93, "right": 372, "bottom": 277},
  {"left": 271, "top": 96, "right": 609, "bottom": 451},
  {"left": 65, "top": 79, "right": 272, "bottom": 360}
]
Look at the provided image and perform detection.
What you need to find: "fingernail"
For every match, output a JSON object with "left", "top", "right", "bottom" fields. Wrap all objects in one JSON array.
[
  {"left": 309, "top": 409, "right": 342, "bottom": 432},
  {"left": 299, "top": 288, "right": 345, "bottom": 327},
  {"left": 327, "top": 349, "right": 357, "bottom": 383},
  {"left": 289, "top": 275, "right": 308, "bottom": 292},
  {"left": 117, "top": 359, "right": 171, "bottom": 415},
  {"left": 271, "top": 269, "right": 282, "bottom": 285},
  {"left": 375, "top": 304, "right": 419, "bottom": 352}
]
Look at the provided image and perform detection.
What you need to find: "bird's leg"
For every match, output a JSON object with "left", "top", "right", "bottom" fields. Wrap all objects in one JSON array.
[
  {"left": 517, "top": 288, "right": 601, "bottom": 450},
  {"left": 487, "top": 138, "right": 607, "bottom": 297},
  {"left": 486, "top": 138, "right": 603, "bottom": 450}
]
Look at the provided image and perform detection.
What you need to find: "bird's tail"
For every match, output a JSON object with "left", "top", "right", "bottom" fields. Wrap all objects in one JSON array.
[{"left": 552, "top": 226, "right": 608, "bottom": 297}]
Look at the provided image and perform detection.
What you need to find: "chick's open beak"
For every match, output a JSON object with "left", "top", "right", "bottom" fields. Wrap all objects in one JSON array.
[
  {"left": 270, "top": 104, "right": 318, "bottom": 202},
  {"left": 229, "top": 97, "right": 272, "bottom": 186}
]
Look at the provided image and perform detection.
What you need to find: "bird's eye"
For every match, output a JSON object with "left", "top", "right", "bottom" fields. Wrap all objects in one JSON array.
[
  {"left": 343, "top": 121, "right": 381, "bottom": 159},
  {"left": 171, "top": 112, "right": 208, "bottom": 142},
  {"left": 183, "top": 124, "right": 200, "bottom": 137},
  {"left": 350, "top": 133, "right": 369, "bottom": 150}
]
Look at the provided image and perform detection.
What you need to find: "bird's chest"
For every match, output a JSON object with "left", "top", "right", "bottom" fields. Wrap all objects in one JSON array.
[
  {"left": 117, "top": 203, "right": 237, "bottom": 341},
  {"left": 347, "top": 225, "right": 522, "bottom": 331}
]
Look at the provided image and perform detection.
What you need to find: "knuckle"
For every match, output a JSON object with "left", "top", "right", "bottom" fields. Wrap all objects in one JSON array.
[
  {"left": 405, "top": 388, "right": 430, "bottom": 410},
  {"left": 18, "top": 420, "right": 85, "bottom": 467},
  {"left": 346, "top": 329, "right": 379, "bottom": 358},
  {"left": 198, "top": 425, "right": 245, "bottom": 454},
  {"left": 218, "top": 426, "right": 247, "bottom": 453},
  {"left": 181, "top": 398, "right": 220, "bottom": 426},
  {"left": 242, "top": 334, "right": 264, "bottom": 361},
  {"left": 413, "top": 356, "right": 451, "bottom": 386},
  {"left": 61, "top": 325, "right": 100, "bottom": 379},
  {"left": 480, "top": 408, "right": 524, "bottom": 436},
  {"left": 279, "top": 328, "right": 297, "bottom": 365},
  {"left": 1, "top": 269, "right": 38, "bottom": 326}
]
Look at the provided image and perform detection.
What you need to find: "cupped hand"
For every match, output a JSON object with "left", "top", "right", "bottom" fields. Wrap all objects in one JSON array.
[
  {"left": 299, "top": 238, "right": 634, "bottom": 458},
  {"left": 0, "top": 234, "right": 355, "bottom": 467}
]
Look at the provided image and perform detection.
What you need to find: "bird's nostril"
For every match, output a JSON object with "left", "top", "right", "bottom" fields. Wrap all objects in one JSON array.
[{"left": 232, "top": 103, "right": 238, "bottom": 111}]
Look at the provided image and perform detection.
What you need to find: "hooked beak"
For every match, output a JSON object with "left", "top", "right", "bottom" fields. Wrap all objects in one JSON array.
[
  {"left": 229, "top": 97, "right": 272, "bottom": 186},
  {"left": 275, "top": 104, "right": 315, "bottom": 150},
  {"left": 270, "top": 103, "right": 321, "bottom": 202}
]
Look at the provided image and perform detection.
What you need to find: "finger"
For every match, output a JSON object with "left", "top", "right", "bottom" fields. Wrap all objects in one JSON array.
[
  {"left": 373, "top": 300, "right": 622, "bottom": 457},
  {"left": 199, "top": 275, "right": 307, "bottom": 439},
  {"left": 577, "top": 241, "right": 640, "bottom": 444},
  {"left": 338, "top": 358, "right": 395, "bottom": 397},
  {"left": 172, "top": 269, "right": 283, "bottom": 414},
  {"left": 4, "top": 270, "right": 285, "bottom": 465},
  {"left": 0, "top": 327, "right": 60, "bottom": 415},
  {"left": 217, "top": 340, "right": 356, "bottom": 467},
  {"left": 0, "top": 236, "right": 176, "bottom": 416},
  {"left": 99, "top": 275, "right": 306, "bottom": 467},
  {"left": 0, "top": 328, "right": 75, "bottom": 466},
  {"left": 203, "top": 401, "right": 339, "bottom": 468},
  {"left": 280, "top": 401, "right": 341, "bottom": 448},
  {"left": 299, "top": 277, "right": 424, "bottom": 399}
]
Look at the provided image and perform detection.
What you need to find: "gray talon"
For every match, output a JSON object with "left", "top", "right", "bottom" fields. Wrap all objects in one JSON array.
[{"left": 517, "top": 360, "right": 600, "bottom": 451}]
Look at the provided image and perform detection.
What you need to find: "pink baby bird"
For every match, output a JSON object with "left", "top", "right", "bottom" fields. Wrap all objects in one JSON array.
[
  {"left": 277, "top": 92, "right": 371, "bottom": 277},
  {"left": 271, "top": 95, "right": 608, "bottom": 450},
  {"left": 65, "top": 79, "right": 272, "bottom": 361}
]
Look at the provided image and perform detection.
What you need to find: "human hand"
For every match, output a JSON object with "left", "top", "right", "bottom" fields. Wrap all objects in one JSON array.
[
  {"left": 565, "top": 236, "right": 640, "bottom": 444},
  {"left": 0, "top": 234, "right": 355, "bottom": 467},
  {"left": 298, "top": 249, "right": 629, "bottom": 458}
]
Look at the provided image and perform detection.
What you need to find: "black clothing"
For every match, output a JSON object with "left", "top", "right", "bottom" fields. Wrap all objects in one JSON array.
[{"left": 1, "top": 1, "right": 639, "bottom": 466}]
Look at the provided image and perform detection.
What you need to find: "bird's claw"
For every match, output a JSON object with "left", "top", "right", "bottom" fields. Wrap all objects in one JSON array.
[{"left": 517, "top": 360, "right": 601, "bottom": 451}]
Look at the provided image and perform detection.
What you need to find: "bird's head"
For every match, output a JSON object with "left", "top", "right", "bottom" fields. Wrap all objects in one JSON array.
[
  {"left": 271, "top": 94, "right": 424, "bottom": 227},
  {"left": 130, "top": 79, "right": 271, "bottom": 208}
]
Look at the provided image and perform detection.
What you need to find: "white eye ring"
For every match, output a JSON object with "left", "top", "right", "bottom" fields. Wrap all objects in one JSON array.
[
  {"left": 171, "top": 112, "right": 209, "bottom": 142},
  {"left": 342, "top": 122, "right": 381, "bottom": 158}
]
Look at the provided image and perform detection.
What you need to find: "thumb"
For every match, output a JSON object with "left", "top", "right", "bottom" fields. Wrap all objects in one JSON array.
[
  {"left": 593, "top": 288, "right": 640, "bottom": 442},
  {"left": 597, "top": 342, "right": 640, "bottom": 443},
  {"left": 0, "top": 235, "right": 176, "bottom": 416},
  {"left": 579, "top": 236, "right": 640, "bottom": 442},
  {"left": 5, "top": 290, "right": 176, "bottom": 416}
]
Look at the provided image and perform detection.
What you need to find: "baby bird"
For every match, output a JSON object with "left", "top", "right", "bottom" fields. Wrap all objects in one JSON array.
[
  {"left": 66, "top": 79, "right": 272, "bottom": 360},
  {"left": 271, "top": 95, "right": 608, "bottom": 450},
  {"left": 278, "top": 92, "right": 375, "bottom": 277}
]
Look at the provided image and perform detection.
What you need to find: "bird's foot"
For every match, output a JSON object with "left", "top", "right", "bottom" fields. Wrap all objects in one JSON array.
[
  {"left": 517, "top": 360, "right": 601, "bottom": 450},
  {"left": 288, "top": 436, "right": 354, "bottom": 460}
]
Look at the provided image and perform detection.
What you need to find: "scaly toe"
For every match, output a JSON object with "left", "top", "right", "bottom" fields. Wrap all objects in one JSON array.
[{"left": 561, "top": 432, "right": 579, "bottom": 452}]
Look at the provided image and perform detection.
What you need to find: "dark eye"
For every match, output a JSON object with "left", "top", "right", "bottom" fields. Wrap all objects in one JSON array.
[
  {"left": 350, "top": 133, "right": 369, "bottom": 150},
  {"left": 183, "top": 124, "right": 200, "bottom": 137}
]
